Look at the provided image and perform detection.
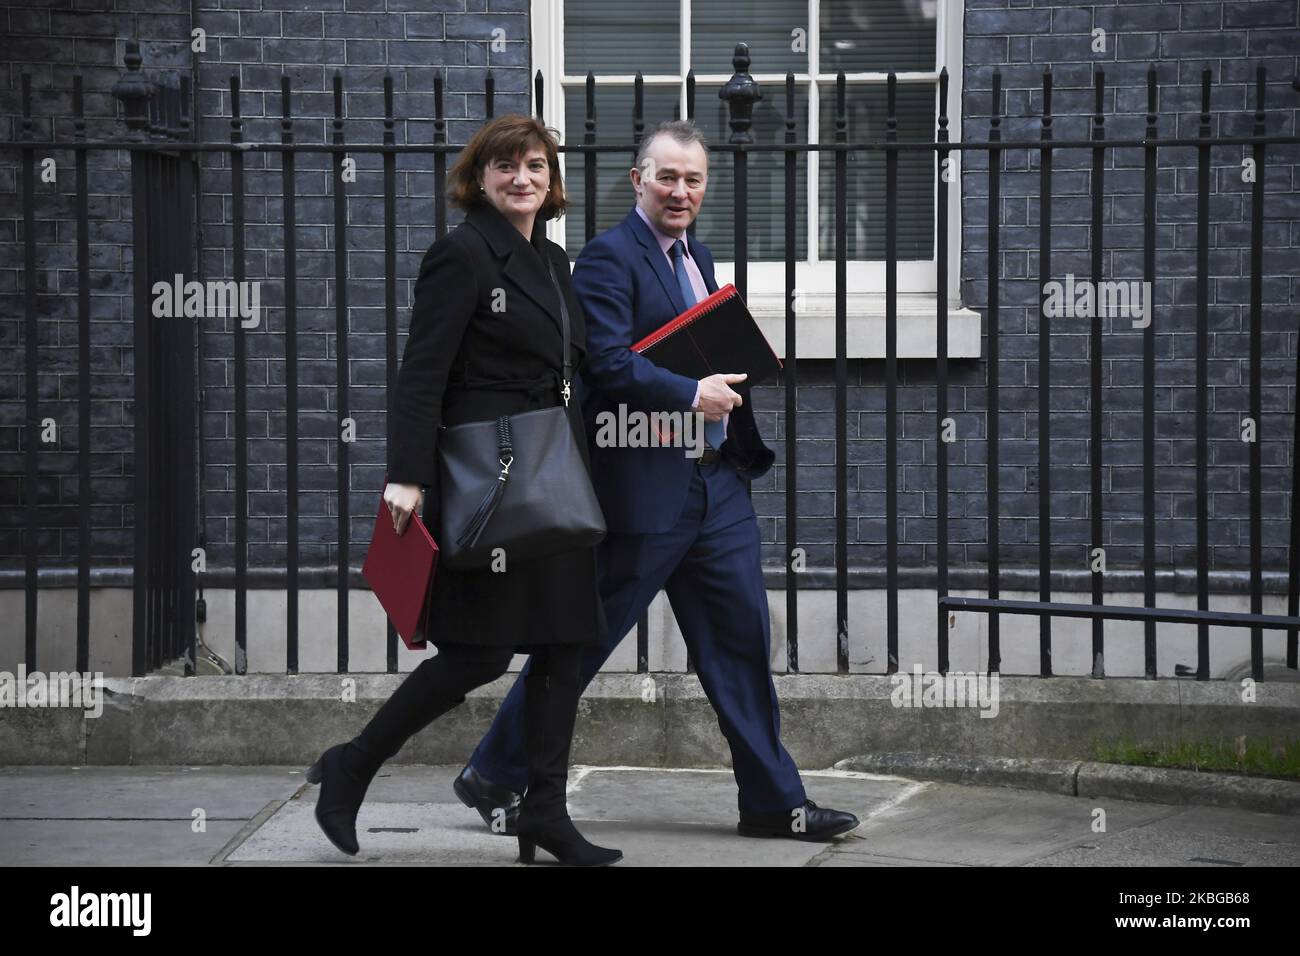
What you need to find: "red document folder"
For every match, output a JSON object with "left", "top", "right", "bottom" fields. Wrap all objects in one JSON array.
[
  {"left": 361, "top": 489, "right": 439, "bottom": 651},
  {"left": 631, "top": 283, "right": 783, "bottom": 391}
]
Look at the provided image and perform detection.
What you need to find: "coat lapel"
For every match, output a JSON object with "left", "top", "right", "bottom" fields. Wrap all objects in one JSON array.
[
  {"left": 625, "top": 206, "right": 687, "bottom": 316},
  {"left": 688, "top": 234, "right": 719, "bottom": 295},
  {"left": 465, "top": 201, "right": 564, "bottom": 337}
]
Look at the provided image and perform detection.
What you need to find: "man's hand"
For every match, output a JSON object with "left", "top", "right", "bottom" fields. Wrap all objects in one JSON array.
[
  {"left": 695, "top": 372, "right": 746, "bottom": 422},
  {"left": 384, "top": 482, "right": 424, "bottom": 536}
]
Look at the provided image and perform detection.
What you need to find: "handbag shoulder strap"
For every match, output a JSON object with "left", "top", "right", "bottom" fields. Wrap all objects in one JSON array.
[{"left": 542, "top": 252, "right": 572, "bottom": 407}]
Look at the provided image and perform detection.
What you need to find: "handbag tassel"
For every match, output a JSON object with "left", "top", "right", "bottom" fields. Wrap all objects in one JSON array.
[{"left": 456, "top": 416, "right": 514, "bottom": 552}]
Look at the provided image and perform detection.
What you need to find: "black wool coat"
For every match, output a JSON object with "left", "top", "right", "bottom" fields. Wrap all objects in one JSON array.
[{"left": 385, "top": 199, "right": 608, "bottom": 649}]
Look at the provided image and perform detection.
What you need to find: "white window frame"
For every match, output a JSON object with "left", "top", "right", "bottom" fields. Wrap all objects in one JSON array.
[{"left": 530, "top": 0, "right": 979, "bottom": 358}]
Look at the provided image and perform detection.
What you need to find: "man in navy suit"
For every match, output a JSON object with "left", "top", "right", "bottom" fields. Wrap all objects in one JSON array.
[{"left": 455, "top": 120, "right": 859, "bottom": 841}]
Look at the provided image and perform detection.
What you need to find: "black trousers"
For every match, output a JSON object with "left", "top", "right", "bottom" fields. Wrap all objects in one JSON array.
[{"left": 352, "top": 641, "right": 582, "bottom": 818}]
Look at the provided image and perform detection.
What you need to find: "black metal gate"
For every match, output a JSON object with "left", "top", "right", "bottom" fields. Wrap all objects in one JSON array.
[{"left": 112, "top": 47, "right": 198, "bottom": 675}]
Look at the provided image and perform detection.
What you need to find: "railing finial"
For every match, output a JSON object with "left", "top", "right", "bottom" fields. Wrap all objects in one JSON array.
[
  {"left": 112, "top": 39, "right": 153, "bottom": 140},
  {"left": 719, "top": 42, "right": 762, "bottom": 144}
]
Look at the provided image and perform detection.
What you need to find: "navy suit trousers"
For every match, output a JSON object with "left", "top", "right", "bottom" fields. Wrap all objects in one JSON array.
[{"left": 467, "top": 457, "right": 807, "bottom": 814}]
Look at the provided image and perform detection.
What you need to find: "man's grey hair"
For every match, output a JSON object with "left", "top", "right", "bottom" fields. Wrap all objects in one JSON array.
[{"left": 634, "top": 120, "right": 709, "bottom": 172}]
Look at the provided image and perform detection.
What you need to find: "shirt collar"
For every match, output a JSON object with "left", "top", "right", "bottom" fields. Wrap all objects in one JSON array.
[{"left": 634, "top": 204, "right": 690, "bottom": 260}]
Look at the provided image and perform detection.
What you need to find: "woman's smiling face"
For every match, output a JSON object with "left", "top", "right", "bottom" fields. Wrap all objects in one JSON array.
[{"left": 479, "top": 146, "right": 551, "bottom": 222}]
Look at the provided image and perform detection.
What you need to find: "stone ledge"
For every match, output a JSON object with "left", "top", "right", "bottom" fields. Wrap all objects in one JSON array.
[{"left": 2, "top": 675, "right": 1296, "bottom": 800}]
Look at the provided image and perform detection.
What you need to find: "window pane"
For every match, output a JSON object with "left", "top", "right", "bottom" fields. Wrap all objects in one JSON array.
[
  {"left": 690, "top": 0, "right": 808, "bottom": 76},
  {"left": 565, "top": 0, "right": 678, "bottom": 75},
  {"left": 688, "top": 82, "right": 809, "bottom": 262},
  {"left": 562, "top": 85, "right": 683, "bottom": 249},
  {"left": 820, "top": 0, "right": 938, "bottom": 74},
  {"left": 817, "top": 82, "right": 934, "bottom": 260}
]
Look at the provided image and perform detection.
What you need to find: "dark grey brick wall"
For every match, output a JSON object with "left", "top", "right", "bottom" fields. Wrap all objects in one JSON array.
[
  {"left": 1, "top": 1, "right": 187, "bottom": 565},
  {"left": 940, "top": 0, "right": 1300, "bottom": 574},
  {"left": 0, "top": 0, "right": 532, "bottom": 571},
  {"left": 3, "top": 0, "right": 1299, "bottom": 582}
]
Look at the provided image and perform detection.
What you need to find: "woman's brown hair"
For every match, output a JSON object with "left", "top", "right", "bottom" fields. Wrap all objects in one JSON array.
[{"left": 447, "top": 114, "right": 567, "bottom": 220}]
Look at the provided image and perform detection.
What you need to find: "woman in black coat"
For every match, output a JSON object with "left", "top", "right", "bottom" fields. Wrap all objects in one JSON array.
[{"left": 306, "top": 115, "right": 619, "bottom": 866}]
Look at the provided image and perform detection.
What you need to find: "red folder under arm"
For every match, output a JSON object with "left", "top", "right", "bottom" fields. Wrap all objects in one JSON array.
[{"left": 630, "top": 283, "right": 783, "bottom": 390}]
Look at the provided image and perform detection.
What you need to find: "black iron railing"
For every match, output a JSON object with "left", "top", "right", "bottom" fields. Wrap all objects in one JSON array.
[{"left": 6, "top": 41, "right": 1300, "bottom": 681}]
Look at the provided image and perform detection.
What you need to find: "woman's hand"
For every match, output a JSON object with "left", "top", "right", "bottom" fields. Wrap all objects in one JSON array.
[{"left": 384, "top": 482, "right": 424, "bottom": 536}]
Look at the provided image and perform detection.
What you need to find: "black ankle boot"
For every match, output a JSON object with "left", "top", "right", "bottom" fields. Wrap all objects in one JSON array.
[
  {"left": 305, "top": 658, "right": 469, "bottom": 856},
  {"left": 305, "top": 739, "right": 378, "bottom": 856},
  {"left": 516, "top": 668, "right": 621, "bottom": 867},
  {"left": 516, "top": 810, "right": 622, "bottom": 866}
]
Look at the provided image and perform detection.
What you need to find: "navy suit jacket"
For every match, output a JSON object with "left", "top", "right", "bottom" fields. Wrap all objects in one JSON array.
[{"left": 572, "top": 206, "right": 775, "bottom": 534}]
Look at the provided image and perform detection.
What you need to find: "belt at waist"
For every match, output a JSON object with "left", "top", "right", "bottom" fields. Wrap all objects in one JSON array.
[{"left": 446, "top": 369, "right": 562, "bottom": 399}]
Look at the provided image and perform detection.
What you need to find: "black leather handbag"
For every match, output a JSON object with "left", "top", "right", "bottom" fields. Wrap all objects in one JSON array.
[{"left": 435, "top": 254, "right": 606, "bottom": 570}]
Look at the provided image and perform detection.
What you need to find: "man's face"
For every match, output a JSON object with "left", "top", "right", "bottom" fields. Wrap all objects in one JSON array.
[{"left": 631, "top": 134, "right": 708, "bottom": 236}]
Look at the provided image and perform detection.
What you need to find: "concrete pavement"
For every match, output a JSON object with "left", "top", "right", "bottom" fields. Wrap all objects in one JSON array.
[{"left": 1, "top": 763, "right": 1296, "bottom": 866}]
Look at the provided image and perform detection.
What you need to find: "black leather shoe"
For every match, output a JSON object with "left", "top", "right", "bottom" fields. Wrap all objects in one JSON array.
[
  {"left": 737, "top": 799, "right": 859, "bottom": 841},
  {"left": 453, "top": 764, "right": 521, "bottom": 836}
]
